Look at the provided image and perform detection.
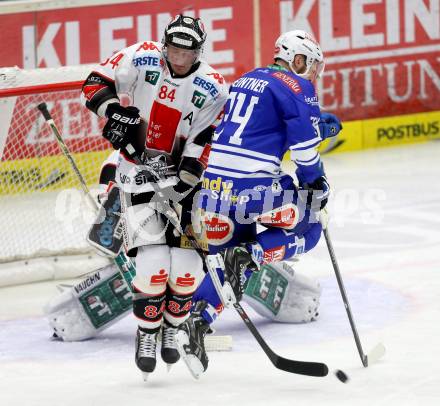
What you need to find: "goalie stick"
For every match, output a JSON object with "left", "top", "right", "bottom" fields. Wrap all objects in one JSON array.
[
  {"left": 320, "top": 209, "right": 386, "bottom": 367},
  {"left": 37, "top": 102, "right": 136, "bottom": 289}
]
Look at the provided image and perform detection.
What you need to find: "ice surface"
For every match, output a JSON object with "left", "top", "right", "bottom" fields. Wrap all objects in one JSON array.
[{"left": 1, "top": 143, "right": 439, "bottom": 405}]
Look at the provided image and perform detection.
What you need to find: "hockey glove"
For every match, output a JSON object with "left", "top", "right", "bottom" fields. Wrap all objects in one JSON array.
[
  {"left": 103, "top": 103, "right": 141, "bottom": 150},
  {"left": 318, "top": 112, "right": 342, "bottom": 140},
  {"left": 300, "top": 176, "right": 330, "bottom": 210}
]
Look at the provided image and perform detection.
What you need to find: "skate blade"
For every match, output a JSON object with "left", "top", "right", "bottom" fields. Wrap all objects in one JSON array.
[
  {"left": 142, "top": 372, "right": 150, "bottom": 382},
  {"left": 166, "top": 364, "right": 173, "bottom": 373},
  {"left": 175, "top": 331, "right": 204, "bottom": 380}
]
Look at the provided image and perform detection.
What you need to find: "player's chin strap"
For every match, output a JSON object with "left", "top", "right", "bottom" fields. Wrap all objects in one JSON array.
[{"left": 319, "top": 207, "right": 386, "bottom": 367}]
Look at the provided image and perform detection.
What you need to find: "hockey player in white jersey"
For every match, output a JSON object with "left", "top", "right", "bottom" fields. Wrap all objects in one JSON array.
[{"left": 80, "top": 14, "right": 228, "bottom": 379}]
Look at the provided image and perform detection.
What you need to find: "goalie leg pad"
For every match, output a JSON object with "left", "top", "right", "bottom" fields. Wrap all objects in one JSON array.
[
  {"left": 243, "top": 261, "right": 321, "bottom": 323},
  {"left": 44, "top": 263, "right": 133, "bottom": 341}
]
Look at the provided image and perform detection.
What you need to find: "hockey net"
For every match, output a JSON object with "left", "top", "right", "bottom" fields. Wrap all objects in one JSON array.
[{"left": 0, "top": 65, "right": 112, "bottom": 286}]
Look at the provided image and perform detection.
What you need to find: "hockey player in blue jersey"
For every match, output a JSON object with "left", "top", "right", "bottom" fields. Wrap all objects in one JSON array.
[{"left": 175, "top": 30, "right": 342, "bottom": 378}]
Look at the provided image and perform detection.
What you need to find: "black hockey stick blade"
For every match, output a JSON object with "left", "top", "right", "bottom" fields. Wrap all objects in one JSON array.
[{"left": 234, "top": 303, "right": 329, "bottom": 377}]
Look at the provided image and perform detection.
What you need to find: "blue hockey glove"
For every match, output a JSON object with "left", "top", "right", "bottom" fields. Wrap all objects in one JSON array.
[{"left": 319, "top": 112, "right": 342, "bottom": 140}]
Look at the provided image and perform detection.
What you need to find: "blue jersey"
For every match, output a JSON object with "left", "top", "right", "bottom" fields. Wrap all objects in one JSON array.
[
  {"left": 204, "top": 66, "right": 324, "bottom": 189},
  {"left": 196, "top": 66, "right": 326, "bottom": 317}
]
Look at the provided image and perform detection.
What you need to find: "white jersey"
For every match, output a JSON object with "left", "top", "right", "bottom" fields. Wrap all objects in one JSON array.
[{"left": 83, "top": 41, "right": 229, "bottom": 193}]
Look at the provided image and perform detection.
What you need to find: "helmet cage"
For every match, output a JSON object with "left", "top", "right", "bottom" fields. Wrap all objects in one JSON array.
[{"left": 162, "top": 15, "right": 207, "bottom": 66}]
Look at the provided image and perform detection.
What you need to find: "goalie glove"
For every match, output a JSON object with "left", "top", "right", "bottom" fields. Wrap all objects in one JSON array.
[{"left": 103, "top": 103, "right": 141, "bottom": 150}]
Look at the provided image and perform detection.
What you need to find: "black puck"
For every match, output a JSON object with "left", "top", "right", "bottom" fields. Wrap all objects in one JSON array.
[{"left": 334, "top": 369, "right": 349, "bottom": 383}]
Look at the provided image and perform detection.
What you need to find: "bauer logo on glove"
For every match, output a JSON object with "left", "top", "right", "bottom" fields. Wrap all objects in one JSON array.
[
  {"left": 103, "top": 103, "right": 141, "bottom": 150},
  {"left": 109, "top": 112, "right": 141, "bottom": 125}
]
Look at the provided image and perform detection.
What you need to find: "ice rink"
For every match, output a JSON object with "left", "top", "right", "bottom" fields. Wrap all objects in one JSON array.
[{"left": 1, "top": 142, "right": 439, "bottom": 406}]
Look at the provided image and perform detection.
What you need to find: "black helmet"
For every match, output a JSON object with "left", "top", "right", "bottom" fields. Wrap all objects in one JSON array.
[{"left": 163, "top": 15, "right": 207, "bottom": 51}]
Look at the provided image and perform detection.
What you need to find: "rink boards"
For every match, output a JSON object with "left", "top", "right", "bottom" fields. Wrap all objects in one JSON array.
[{"left": 1, "top": 108, "right": 439, "bottom": 195}]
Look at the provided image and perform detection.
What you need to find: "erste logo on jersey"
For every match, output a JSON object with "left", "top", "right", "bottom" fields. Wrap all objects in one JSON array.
[
  {"left": 272, "top": 72, "right": 302, "bottom": 94},
  {"left": 193, "top": 76, "right": 219, "bottom": 98},
  {"left": 133, "top": 55, "right": 160, "bottom": 67}
]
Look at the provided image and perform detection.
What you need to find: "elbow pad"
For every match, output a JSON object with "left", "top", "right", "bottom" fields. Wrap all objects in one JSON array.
[{"left": 82, "top": 72, "right": 118, "bottom": 116}]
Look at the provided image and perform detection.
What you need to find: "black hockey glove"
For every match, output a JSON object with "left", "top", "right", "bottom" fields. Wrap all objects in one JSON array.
[
  {"left": 300, "top": 176, "right": 330, "bottom": 211},
  {"left": 103, "top": 103, "right": 141, "bottom": 150}
]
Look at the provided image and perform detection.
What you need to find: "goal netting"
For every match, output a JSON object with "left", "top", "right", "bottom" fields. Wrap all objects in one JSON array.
[{"left": 0, "top": 65, "right": 113, "bottom": 286}]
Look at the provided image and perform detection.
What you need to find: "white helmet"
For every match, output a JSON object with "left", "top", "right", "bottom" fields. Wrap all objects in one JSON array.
[{"left": 274, "top": 30, "right": 324, "bottom": 81}]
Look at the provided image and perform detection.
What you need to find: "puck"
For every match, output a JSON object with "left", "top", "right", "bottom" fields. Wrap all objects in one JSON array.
[{"left": 334, "top": 369, "right": 349, "bottom": 383}]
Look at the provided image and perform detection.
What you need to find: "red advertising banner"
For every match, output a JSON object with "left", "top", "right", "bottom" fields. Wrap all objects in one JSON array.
[
  {"left": 259, "top": 0, "right": 440, "bottom": 120},
  {"left": 0, "top": 0, "right": 439, "bottom": 121},
  {"left": 0, "top": 0, "right": 254, "bottom": 80}
]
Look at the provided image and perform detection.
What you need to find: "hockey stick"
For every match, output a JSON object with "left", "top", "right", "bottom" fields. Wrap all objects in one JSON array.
[
  {"left": 175, "top": 227, "right": 328, "bottom": 377},
  {"left": 37, "top": 102, "right": 136, "bottom": 288},
  {"left": 320, "top": 209, "right": 385, "bottom": 367}
]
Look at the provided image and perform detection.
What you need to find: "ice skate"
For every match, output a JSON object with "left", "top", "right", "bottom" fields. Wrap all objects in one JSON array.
[
  {"left": 161, "top": 320, "right": 180, "bottom": 371},
  {"left": 135, "top": 328, "right": 158, "bottom": 381},
  {"left": 175, "top": 300, "right": 210, "bottom": 379}
]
